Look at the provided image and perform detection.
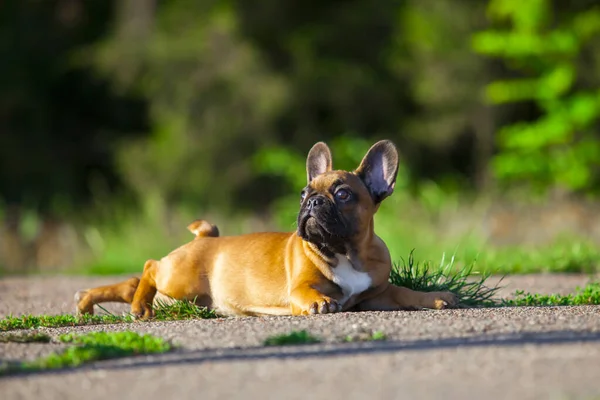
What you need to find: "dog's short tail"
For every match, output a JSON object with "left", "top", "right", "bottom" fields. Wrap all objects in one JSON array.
[{"left": 187, "top": 219, "right": 220, "bottom": 238}]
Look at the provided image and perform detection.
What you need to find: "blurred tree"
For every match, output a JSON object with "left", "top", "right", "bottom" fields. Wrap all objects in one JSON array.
[
  {"left": 389, "top": 0, "right": 495, "bottom": 189},
  {"left": 5, "top": 0, "right": 600, "bottom": 222},
  {"left": 473, "top": 0, "right": 600, "bottom": 193},
  {"left": 89, "top": 0, "right": 288, "bottom": 212},
  {"left": 0, "top": 0, "right": 149, "bottom": 271},
  {"left": 236, "top": 0, "right": 413, "bottom": 148},
  {"left": 95, "top": 0, "right": 489, "bottom": 211},
  {"left": 240, "top": 0, "right": 493, "bottom": 193},
  {"left": 0, "top": 0, "right": 148, "bottom": 215}
]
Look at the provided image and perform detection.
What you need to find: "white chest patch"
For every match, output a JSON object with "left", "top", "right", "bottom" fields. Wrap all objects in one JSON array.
[{"left": 331, "top": 254, "right": 372, "bottom": 304}]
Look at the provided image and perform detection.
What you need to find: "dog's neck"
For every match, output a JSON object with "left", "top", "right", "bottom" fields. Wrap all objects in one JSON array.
[
  {"left": 344, "top": 218, "right": 376, "bottom": 271},
  {"left": 308, "top": 218, "right": 376, "bottom": 272}
]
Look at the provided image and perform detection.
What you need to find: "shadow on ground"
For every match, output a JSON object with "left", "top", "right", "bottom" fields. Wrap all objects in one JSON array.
[{"left": 2, "top": 329, "right": 599, "bottom": 379}]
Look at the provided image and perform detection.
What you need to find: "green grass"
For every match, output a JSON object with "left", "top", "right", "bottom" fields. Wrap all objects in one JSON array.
[
  {"left": 390, "top": 251, "right": 503, "bottom": 307},
  {"left": 502, "top": 282, "right": 600, "bottom": 306},
  {"left": 153, "top": 298, "right": 219, "bottom": 320},
  {"left": 477, "top": 241, "right": 600, "bottom": 275},
  {"left": 0, "top": 331, "right": 171, "bottom": 376},
  {"left": 383, "top": 233, "right": 600, "bottom": 276},
  {"left": 0, "top": 313, "right": 134, "bottom": 331},
  {"left": 344, "top": 330, "right": 387, "bottom": 342},
  {"left": 372, "top": 191, "right": 600, "bottom": 276},
  {"left": 0, "top": 332, "right": 51, "bottom": 343},
  {"left": 263, "top": 330, "right": 321, "bottom": 346},
  {"left": 57, "top": 331, "right": 170, "bottom": 352},
  {"left": 0, "top": 299, "right": 218, "bottom": 332},
  {"left": 265, "top": 330, "right": 386, "bottom": 346},
  {"left": 264, "top": 330, "right": 386, "bottom": 346}
]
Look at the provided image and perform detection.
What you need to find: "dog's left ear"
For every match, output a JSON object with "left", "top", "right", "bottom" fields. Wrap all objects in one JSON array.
[{"left": 355, "top": 140, "right": 399, "bottom": 203}]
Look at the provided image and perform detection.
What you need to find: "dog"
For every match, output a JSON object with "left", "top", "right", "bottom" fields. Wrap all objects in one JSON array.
[{"left": 75, "top": 140, "right": 458, "bottom": 318}]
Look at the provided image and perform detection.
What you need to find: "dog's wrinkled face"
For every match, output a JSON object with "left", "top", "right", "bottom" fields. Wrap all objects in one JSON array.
[
  {"left": 297, "top": 140, "right": 399, "bottom": 254},
  {"left": 297, "top": 172, "right": 369, "bottom": 253}
]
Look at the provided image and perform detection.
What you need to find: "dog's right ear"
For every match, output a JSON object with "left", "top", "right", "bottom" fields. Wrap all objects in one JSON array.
[{"left": 306, "top": 142, "right": 333, "bottom": 183}]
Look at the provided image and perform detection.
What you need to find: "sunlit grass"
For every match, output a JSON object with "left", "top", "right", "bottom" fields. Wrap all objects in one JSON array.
[
  {"left": 0, "top": 313, "right": 134, "bottom": 331},
  {"left": 502, "top": 282, "right": 600, "bottom": 307},
  {"left": 0, "top": 299, "right": 218, "bottom": 332},
  {"left": 477, "top": 242, "right": 600, "bottom": 274},
  {"left": 390, "top": 251, "right": 503, "bottom": 308},
  {"left": 344, "top": 330, "right": 387, "bottom": 342},
  {"left": 0, "top": 331, "right": 171, "bottom": 376},
  {"left": 152, "top": 298, "right": 219, "bottom": 320},
  {"left": 376, "top": 192, "right": 600, "bottom": 276}
]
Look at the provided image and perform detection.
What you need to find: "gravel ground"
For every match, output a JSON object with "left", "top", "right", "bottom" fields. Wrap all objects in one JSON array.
[
  {"left": 0, "top": 273, "right": 594, "bottom": 318},
  {"left": 1, "top": 274, "right": 600, "bottom": 399}
]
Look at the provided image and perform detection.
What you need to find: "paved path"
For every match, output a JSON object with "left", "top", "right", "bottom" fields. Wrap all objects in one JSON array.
[{"left": 1, "top": 274, "right": 600, "bottom": 399}]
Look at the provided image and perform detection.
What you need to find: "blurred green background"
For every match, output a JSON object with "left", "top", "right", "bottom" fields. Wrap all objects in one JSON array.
[{"left": 2, "top": 0, "right": 600, "bottom": 276}]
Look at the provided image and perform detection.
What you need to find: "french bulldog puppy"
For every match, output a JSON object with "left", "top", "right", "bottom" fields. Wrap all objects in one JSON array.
[{"left": 75, "top": 140, "right": 457, "bottom": 318}]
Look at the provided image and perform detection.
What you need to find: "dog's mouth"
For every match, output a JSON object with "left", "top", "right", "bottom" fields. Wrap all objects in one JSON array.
[
  {"left": 298, "top": 213, "right": 325, "bottom": 239},
  {"left": 297, "top": 212, "right": 346, "bottom": 252},
  {"left": 297, "top": 213, "right": 318, "bottom": 239}
]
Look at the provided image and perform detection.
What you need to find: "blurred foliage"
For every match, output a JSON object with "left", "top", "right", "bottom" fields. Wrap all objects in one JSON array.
[
  {"left": 0, "top": 0, "right": 503, "bottom": 216},
  {"left": 1, "top": 0, "right": 600, "bottom": 273},
  {"left": 89, "top": 0, "right": 288, "bottom": 211},
  {"left": 473, "top": 0, "right": 600, "bottom": 192},
  {"left": 4, "top": 0, "right": 600, "bottom": 216},
  {"left": 0, "top": 0, "right": 148, "bottom": 216}
]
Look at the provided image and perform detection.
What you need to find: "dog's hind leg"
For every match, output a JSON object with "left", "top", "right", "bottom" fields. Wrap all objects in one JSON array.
[
  {"left": 130, "top": 259, "right": 159, "bottom": 319},
  {"left": 75, "top": 277, "right": 140, "bottom": 315}
]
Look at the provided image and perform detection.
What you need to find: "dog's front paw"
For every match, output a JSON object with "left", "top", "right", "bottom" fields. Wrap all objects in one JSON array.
[
  {"left": 305, "top": 296, "right": 342, "bottom": 315},
  {"left": 427, "top": 291, "right": 459, "bottom": 309},
  {"left": 131, "top": 301, "right": 154, "bottom": 320}
]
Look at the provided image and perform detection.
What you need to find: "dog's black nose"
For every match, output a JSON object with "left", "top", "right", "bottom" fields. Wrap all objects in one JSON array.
[{"left": 307, "top": 196, "right": 325, "bottom": 210}]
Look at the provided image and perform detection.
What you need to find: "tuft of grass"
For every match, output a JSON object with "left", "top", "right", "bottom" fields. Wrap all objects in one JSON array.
[
  {"left": 389, "top": 250, "right": 502, "bottom": 308},
  {"left": 58, "top": 331, "right": 171, "bottom": 351},
  {"left": 264, "top": 330, "right": 321, "bottom": 346},
  {"left": 344, "top": 330, "right": 387, "bottom": 342},
  {"left": 502, "top": 282, "right": 600, "bottom": 307},
  {"left": 0, "top": 332, "right": 51, "bottom": 343},
  {"left": 1, "top": 299, "right": 220, "bottom": 332},
  {"left": 1, "top": 331, "right": 171, "bottom": 376},
  {"left": 152, "top": 298, "right": 219, "bottom": 320},
  {"left": 0, "top": 313, "right": 134, "bottom": 332}
]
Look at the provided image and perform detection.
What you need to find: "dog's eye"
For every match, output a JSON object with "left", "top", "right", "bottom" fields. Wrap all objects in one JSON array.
[
  {"left": 335, "top": 189, "right": 351, "bottom": 201},
  {"left": 300, "top": 190, "right": 307, "bottom": 203}
]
